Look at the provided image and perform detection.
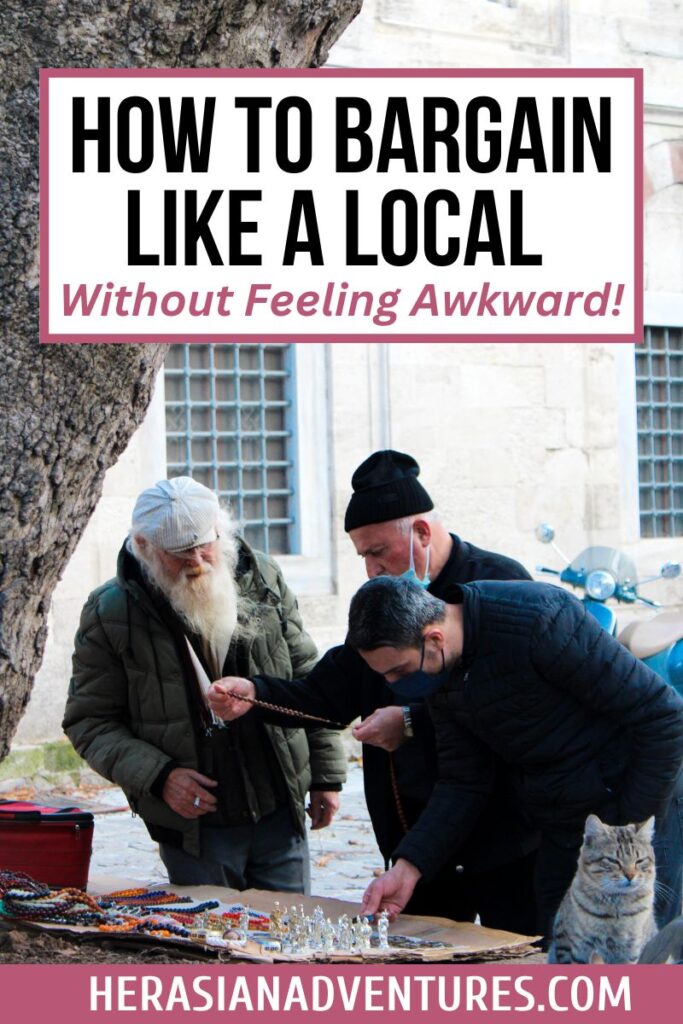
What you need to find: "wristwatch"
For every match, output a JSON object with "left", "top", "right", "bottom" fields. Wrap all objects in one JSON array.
[{"left": 401, "top": 706, "right": 414, "bottom": 738}]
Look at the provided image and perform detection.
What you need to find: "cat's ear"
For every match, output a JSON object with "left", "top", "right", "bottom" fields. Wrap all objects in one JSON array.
[
  {"left": 584, "top": 814, "right": 606, "bottom": 838},
  {"left": 590, "top": 951, "right": 605, "bottom": 965},
  {"left": 634, "top": 817, "right": 655, "bottom": 840}
]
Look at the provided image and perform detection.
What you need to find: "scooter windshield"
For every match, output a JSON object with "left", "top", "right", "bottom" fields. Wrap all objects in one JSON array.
[{"left": 569, "top": 546, "right": 638, "bottom": 586}]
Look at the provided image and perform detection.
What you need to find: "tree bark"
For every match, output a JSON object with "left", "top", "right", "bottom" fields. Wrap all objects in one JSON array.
[{"left": 0, "top": 0, "right": 362, "bottom": 762}]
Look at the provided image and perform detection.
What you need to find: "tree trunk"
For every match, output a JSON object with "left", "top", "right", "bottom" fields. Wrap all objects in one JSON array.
[{"left": 0, "top": 0, "right": 362, "bottom": 762}]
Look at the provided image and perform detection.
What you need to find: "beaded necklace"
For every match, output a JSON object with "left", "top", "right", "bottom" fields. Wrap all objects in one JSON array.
[
  {"left": 0, "top": 870, "right": 273, "bottom": 945},
  {"left": 1, "top": 873, "right": 220, "bottom": 933},
  {"left": 104, "top": 887, "right": 192, "bottom": 905},
  {"left": 0, "top": 869, "right": 48, "bottom": 897},
  {"left": 230, "top": 692, "right": 347, "bottom": 728},
  {"left": 100, "top": 888, "right": 220, "bottom": 914}
]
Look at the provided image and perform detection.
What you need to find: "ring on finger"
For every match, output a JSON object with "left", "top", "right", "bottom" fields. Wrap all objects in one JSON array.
[{"left": 193, "top": 795, "right": 201, "bottom": 808}]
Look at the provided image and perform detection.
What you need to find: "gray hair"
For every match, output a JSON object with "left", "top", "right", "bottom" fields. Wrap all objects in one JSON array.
[
  {"left": 347, "top": 576, "right": 447, "bottom": 651},
  {"left": 393, "top": 510, "right": 440, "bottom": 536}
]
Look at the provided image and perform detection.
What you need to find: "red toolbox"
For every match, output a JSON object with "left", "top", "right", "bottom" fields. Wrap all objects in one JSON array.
[{"left": 0, "top": 801, "right": 94, "bottom": 889}]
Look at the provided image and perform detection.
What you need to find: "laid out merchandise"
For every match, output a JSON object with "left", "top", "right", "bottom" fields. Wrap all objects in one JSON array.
[{"left": 0, "top": 869, "right": 448, "bottom": 959}]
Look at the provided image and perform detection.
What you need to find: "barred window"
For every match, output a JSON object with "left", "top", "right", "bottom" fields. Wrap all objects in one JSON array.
[
  {"left": 164, "top": 344, "right": 299, "bottom": 555},
  {"left": 636, "top": 326, "right": 683, "bottom": 538}
]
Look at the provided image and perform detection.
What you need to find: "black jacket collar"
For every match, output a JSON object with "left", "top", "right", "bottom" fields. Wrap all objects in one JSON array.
[
  {"left": 437, "top": 581, "right": 479, "bottom": 674},
  {"left": 429, "top": 534, "right": 467, "bottom": 596}
]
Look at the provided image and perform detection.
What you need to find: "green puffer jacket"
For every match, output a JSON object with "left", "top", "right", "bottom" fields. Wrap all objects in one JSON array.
[{"left": 63, "top": 540, "right": 346, "bottom": 857}]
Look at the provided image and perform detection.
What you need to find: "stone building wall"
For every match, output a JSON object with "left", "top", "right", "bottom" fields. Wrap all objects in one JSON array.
[{"left": 14, "top": 0, "right": 683, "bottom": 744}]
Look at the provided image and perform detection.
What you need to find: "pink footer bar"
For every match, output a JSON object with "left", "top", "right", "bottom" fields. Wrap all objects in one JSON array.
[{"left": 0, "top": 963, "right": 680, "bottom": 1023}]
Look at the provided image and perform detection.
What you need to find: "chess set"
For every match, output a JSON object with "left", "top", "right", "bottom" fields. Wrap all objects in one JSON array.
[{"left": 218, "top": 901, "right": 448, "bottom": 956}]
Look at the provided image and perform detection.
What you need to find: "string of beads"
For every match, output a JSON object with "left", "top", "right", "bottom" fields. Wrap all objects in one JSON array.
[{"left": 0, "top": 870, "right": 220, "bottom": 935}]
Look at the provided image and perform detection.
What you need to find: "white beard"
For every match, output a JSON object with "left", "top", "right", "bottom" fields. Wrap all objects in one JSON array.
[{"left": 136, "top": 542, "right": 239, "bottom": 654}]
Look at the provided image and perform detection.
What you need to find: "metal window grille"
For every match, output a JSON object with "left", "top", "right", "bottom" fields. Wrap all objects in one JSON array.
[
  {"left": 636, "top": 326, "right": 683, "bottom": 538},
  {"left": 164, "top": 344, "right": 299, "bottom": 555}
]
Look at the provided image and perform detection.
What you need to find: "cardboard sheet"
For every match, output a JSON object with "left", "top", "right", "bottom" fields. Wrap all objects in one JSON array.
[{"left": 33, "top": 875, "right": 539, "bottom": 962}]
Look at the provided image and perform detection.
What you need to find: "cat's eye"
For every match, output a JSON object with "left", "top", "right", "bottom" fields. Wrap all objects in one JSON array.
[
  {"left": 636, "top": 858, "right": 651, "bottom": 867},
  {"left": 601, "top": 856, "right": 619, "bottom": 866}
]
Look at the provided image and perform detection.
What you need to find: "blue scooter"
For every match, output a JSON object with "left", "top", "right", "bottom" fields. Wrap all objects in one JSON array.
[{"left": 535, "top": 523, "right": 683, "bottom": 696}]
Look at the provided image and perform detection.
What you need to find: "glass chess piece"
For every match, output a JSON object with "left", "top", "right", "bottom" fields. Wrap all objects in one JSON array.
[
  {"left": 235, "top": 906, "right": 250, "bottom": 945},
  {"left": 337, "top": 913, "right": 353, "bottom": 952},
  {"left": 357, "top": 915, "right": 372, "bottom": 952},
  {"left": 310, "top": 906, "right": 325, "bottom": 950},
  {"left": 201, "top": 909, "right": 223, "bottom": 939},
  {"left": 270, "top": 901, "right": 284, "bottom": 943},
  {"left": 322, "top": 917, "right": 335, "bottom": 953},
  {"left": 377, "top": 910, "right": 390, "bottom": 951},
  {"left": 288, "top": 905, "right": 303, "bottom": 953},
  {"left": 280, "top": 909, "right": 294, "bottom": 954}
]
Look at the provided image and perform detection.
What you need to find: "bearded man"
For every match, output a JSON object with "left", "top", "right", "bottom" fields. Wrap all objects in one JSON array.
[{"left": 63, "top": 477, "right": 346, "bottom": 892}]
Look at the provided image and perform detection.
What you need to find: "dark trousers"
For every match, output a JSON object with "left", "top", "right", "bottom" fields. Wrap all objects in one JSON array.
[
  {"left": 535, "top": 778, "right": 683, "bottom": 941},
  {"left": 405, "top": 850, "right": 538, "bottom": 936},
  {"left": 159, "top": 805, "right": 311, "bottom": 894}
]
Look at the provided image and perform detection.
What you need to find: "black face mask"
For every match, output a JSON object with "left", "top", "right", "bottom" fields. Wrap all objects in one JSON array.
[{"left": 388, "top": 640, "right": 450, "bottom": 699}]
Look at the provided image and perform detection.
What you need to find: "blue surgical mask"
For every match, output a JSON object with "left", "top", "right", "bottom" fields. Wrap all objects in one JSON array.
[
  {"left": 389, "top": 642, "right": 451, "bottom": 699},
  {"left": 399, "top": 532, "right": 431, "bottom": 589}
]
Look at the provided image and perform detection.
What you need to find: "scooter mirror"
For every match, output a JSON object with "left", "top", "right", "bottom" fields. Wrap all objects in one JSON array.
[
  {"left": 535, "top": 523, "right": 555, "bottom": 544},
  {"left": 661, "top": 561, "right": 681, "bottom": 579}
]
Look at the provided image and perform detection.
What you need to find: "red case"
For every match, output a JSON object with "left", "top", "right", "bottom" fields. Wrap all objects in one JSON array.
[{"left": 0, "top": 801, "right": 94, "bottom": 889}]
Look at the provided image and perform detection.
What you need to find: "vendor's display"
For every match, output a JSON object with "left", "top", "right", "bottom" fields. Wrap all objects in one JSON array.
[
  {"left": 0, "top": 870, "right": 441, "bottom": 956},
  {"left": 0, "top": 871, "right": 539, "bottom": 962}
]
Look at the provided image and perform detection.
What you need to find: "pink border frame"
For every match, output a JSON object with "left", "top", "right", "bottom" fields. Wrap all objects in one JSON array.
[
  {"left": 3, "top": 961, "right": 683, "bottom": 1021},
  {"left": 39, "top": 67, "right": 643, "bottom": 345}
]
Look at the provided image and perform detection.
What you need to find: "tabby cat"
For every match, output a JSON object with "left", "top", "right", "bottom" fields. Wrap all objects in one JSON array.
[{"left": 548, "top": 814, "right": 657, "bottom": 964}]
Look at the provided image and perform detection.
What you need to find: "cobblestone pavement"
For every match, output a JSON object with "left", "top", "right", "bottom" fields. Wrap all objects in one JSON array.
[{"left": 86, "top": 760, "right": 382, "bottom": 902}]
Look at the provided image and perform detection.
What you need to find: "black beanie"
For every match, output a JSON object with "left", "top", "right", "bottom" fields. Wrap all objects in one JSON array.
[{"left": 344, "top": 450, "right": 434, "bottom": 532}]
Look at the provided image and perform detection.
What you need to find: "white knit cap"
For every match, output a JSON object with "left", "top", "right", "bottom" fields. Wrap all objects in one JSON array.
[{"left": 131, "top": 477, "right": 219, "bottom": 552}]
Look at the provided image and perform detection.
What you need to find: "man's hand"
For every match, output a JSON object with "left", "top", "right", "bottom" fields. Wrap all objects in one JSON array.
[
  {"left": 361, "top": 859, "right": 422, "bottom": 918},
  {"left": 162, "top": 767, "right": 218, "bottom": 819},
  {"left": 208, "top": 677, "right": 255, "bottom": 721},
  {"left": 307, "top": 790, "right": 340, "bottom": 830},
  {"left": 352, "top": 706, "right": 408, "bottom": 752}
]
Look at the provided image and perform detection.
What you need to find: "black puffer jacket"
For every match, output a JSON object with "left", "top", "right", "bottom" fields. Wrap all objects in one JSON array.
[
  {"left": 254, "top": 535, "right": 539, "bottom": 873},
  {"left": 395, "top": 580, "right": 683, "bottom": 880}
]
